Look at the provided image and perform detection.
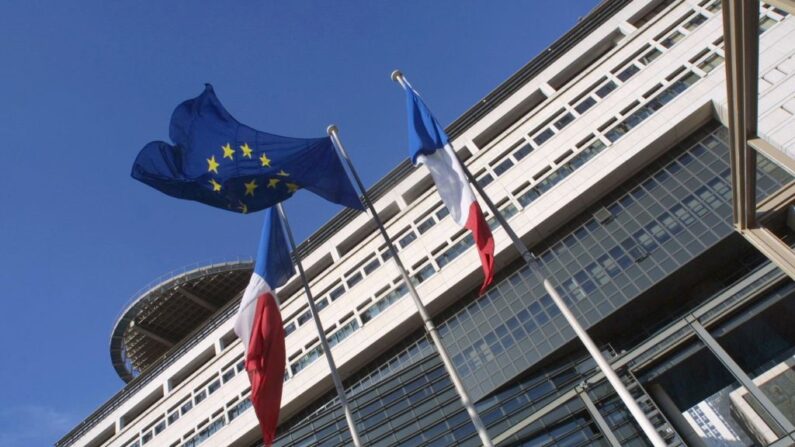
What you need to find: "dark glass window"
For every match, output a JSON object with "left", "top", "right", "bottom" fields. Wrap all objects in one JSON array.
[
  {"left": 493, "top": 158, "right": 514, "bottom": 176},
  {"left": 554, "top": 112, "right": 575, "bottom": 130},
  {"left": 533, "top": 128, "right": 555, "bottom": 146},
  {"left": 514, "top": 144, "right": 533, "bottom": 160},
  {"left": 617, "top": 64, "right": 640, "bottom": 82},
  {"left": 297, "top": 310, "right": 312, "bottom": 325},
  {"left": 574, "top": 96, "right": 597, "bottom": 114},
  {"left": 477, "top": 172, "right": 494, "bottom": 188},
  {"left": 416, "top": 216, "right": 436, "bottom": 234},
  {"left": 595, "top": 80, "right": 617, "bottom": 98}
]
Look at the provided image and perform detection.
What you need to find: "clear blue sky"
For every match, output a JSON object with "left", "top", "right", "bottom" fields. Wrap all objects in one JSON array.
[{"left": 0, "top": 1, "right": 600, "bottom": 445}]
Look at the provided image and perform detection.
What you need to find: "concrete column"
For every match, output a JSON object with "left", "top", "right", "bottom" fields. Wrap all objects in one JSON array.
[{"left": 648, "top": 383, "right": 708, "bottom": 447}]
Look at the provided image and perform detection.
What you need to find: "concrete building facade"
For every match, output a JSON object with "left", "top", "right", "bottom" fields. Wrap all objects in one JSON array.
[{"left": 57, "top": 1, "right": 795, "bottom": 446}]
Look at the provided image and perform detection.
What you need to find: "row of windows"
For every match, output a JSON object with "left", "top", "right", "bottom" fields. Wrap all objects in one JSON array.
[
  {"left": 286, "top": 196, "right": 524, "bottom": 382},
  {"left": 275, "top": 0, "right": 725, "bottom": 343},
  {"left": 176, "top": 389, "right": 253, "bottom": 447},
  {"left": 280, "top": 202, "right": 449, "bottom": 338},
  {"left": 475, "top": 0, "right": 721, "bottom": 191},
  {"left": 130, "top": 389, "right": 251, "bottom": 447},
  {"left": 441, "top": 123, "right": 791, "bottom": 405},
  {"left": 119, "top": 354, "right": 246, "bottom": 447},
  {"left": 275, "top": 0, "right": 789, "bottom": 352},
  {"left": 147, "top": 5, "right": 794, "bottom": 446},
  {"left": 274, "top": 340, "right": 654, "bottom": 446},
  {"left": 512, "top": 44, "right": 723, "bottom": 211},
  {"left": 278, "top": 4, "right": 775, "bottom": 386}
]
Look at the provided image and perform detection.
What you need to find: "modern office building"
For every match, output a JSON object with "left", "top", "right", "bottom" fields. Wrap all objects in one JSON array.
[{"left": 57, "top": 0, "right": 795, "bottom": 446}]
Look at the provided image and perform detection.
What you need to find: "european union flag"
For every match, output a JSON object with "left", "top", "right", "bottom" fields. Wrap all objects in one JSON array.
[{"left": 132, "top": 84, "right": 363, "bottom": 213}]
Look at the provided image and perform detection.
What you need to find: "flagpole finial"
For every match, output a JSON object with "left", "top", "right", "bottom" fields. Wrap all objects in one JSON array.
[
  {"left": 391, "top": 69, "right": 404, "bottom": 83},
  {"left": 327, "top": 124, "right": 339, "bottom": 137}
]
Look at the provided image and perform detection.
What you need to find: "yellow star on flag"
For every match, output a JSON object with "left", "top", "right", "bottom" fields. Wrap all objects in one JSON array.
[
  {"left": 238, "top": 201, "right": 248, "bottom": 214},
  {"left": 209, "top": 178, "right": 222, "bottom": 192},
  {"left": 277, "top": 169, "right": 290, "bottom": 177},
  {"left": 240, "top": 143, "right": 253, "bottom": 158},
  {"left": 222, "top": 143, "right": 235, "bottom": 160},
  {"left": 267, "top": 178, "right": 280, "bottom": 189},
  {"left": 260, "top": 153, "right": 271, "bottom": 167},
  {"left": 207, "top": 155, "right": 220, "bottom": 174},
  {"left": 286, "top": 182, "right": 299, "bottom": 193},
  {"left": 244, "top": 179, "right": 258, "bottom": 197}
]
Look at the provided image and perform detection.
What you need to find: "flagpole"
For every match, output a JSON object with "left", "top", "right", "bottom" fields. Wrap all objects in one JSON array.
[
  {"left": 327, "top": 126, "right": 496, "bottom": 447},
  {"left": 275, "top": 203, "right": 363, "bottom": 447},
  {"left": 391, "top": 70, "right": 667, "bottom": 447}
]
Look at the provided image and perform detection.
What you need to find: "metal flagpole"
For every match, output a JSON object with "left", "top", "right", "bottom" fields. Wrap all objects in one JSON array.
[
  {"left": 391, "top": 70, "right": 667, "bottom": 447},
  {"left": 275, "top": 203, "right": 363, "bottom": 447},
  {"left": 326, "top": 125, "right": 496, "bottom": 447}
]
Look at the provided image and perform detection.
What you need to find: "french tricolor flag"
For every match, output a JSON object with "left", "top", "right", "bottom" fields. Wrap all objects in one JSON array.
[
  {"left": 404, "top": 82, "right": 495, "bottom": 294},
  {"left": 233, "top": 208, "right": 294, "bottom": 445}
]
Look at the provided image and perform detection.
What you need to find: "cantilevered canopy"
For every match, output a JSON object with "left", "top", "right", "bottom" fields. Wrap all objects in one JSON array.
[{"left": 110, "top": 261, "right": 252, "bottom": 382}]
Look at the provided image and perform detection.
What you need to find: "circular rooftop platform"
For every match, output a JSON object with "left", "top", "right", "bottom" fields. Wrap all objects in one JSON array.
[{"left": 110, "top": 260, "right": 253, "bottom": 382}]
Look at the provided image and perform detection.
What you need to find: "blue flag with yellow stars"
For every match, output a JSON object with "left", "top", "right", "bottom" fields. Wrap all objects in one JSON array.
[{"left": 132, "top": 84, "right": 363, "bottom": 214}]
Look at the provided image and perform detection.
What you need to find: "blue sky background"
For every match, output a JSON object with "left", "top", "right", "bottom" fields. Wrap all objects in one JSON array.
[{"left": 0, "top": 1, "right": 600, "bottom": 445}]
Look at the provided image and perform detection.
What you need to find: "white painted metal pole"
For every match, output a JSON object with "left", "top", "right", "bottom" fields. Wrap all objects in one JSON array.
[
  {"left": 543, "top": 279, "right": 666, "bottom": 447},
  {"left": 275, "top": 203, "right": 363, "bottom": 447},
  {"left": 391, "top": 70, "right": 667, "bottom": 447},
  {"left": 326, "top": 126, "right": 495, "bottom": 447}
]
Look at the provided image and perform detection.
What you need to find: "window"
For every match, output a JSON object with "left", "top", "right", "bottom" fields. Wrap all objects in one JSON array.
[
  {"left": 297, "top": 310, "right": 312, "bottom": 325},
  {"left": 476, "top": 172, "right": 494, "bottom": 188},
  {"left": 284, "top": 321, "right": 296, "bottom": 337},
  {"left": 595, "top": 80, "right": 617, "bottom": 98},
  {"left": 328, "top": 284, "right": 345, "bottom": 301},
  {"left": 698, "top": 53, "right": 724, "bottom": 73},
  {"left": 363, "top": 257, "right": 380, "bottom": 275},
  {"left": 194, "top": 389, "right": 207, "bottom": 404},
  {"left": 660, "top": 30, "right": 684, "bottom": 48},
  {"left": 574, "top": 96, "right": 596, "bottom": 114},
  {"left": 412, "top": 263, "right": 436, "bottom": 285},
  {"left": 180, "top": 400, "right": 193, "bottom": 416},
  {"left": 361, "top": 283, "right": 407, "bottom": 323},
  {"left": 207, "top": 379, "right": 221, "bottom": 394},
  {"left": 346, "top": 271, "right": 363, "bottom": 288},
  {"left": 684, "top": 13, "right": 707, "bottom": 30},
  {"left": 228, "top": 398, "right": 252, "bottom": 422},
  {"left": 493, "top": 158, "right": 514, "bottom": 176},
  {"left": 398, "top": 231, "right": 417, "bottom": 249},
  {"left": 640, "top": 48, "right": 661, "bottom": 65},
  {"left": 437, "top": 235, "right": 474, "bottom": 268},
  {"left": 291, "top": 345, "right": 323, "bottom": 375},
  {"left": 328, "top": 320, "right": 360, "bottom": 348},
  {"left": 617, "top": 64, "right": 640, "bottom": 82},
  {"left": 315, "top": 297, "right": 329, "bottom": 311},
  {"left": 514, "top": 143, "right": 533, "bottom": 160},
  {"left": 533, "top": 128, "right": 554, "bottom": 146},
  {"left": 553, "top": 112, "right": 574, "bottom": 130},
  {"left": 759, "top": 15, "right": 776, "bottom": 33},
  {"left": 221, "top": 367, "right": 235, "bottom": 383},
  {"left": 416, "top": 216, "right": 435, "bottom": 235},
  {"left": 154, "top": 420, "right": 166, "bottom": 436}
]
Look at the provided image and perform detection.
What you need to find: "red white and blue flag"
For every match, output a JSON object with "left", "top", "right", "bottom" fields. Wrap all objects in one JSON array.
[
  {"left": 403, "top": 82, "right": 495, "bottom": 294},
  {"left": 233, "top": 208, "right": 294, "bottom": 445}
]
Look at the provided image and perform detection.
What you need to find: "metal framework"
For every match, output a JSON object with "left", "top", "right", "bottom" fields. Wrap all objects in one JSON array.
[
  {"left": 722, "top": 1, "right": 795, "bottom": 443},
  {"left": 725, "top": 0, "right": 795, "bottom": 280},
  {"left": 109, "top": 261, "right": 253, "bottom": 382}
]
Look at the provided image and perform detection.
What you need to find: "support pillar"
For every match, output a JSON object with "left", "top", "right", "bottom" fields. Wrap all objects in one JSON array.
[{"left": 648, "top": 383, "right": 707, "bottom": 447}]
